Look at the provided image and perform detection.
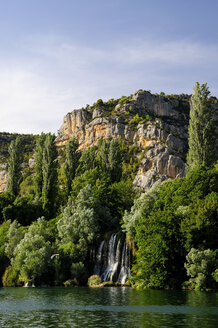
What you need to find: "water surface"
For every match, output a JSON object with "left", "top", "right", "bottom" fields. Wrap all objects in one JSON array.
[{"left": 0, "top": 287, "right": 217, "bottom": 327}]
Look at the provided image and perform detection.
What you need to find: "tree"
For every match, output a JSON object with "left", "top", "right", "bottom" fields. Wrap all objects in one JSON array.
[
  {"left": 96, "top": 139, "right": 110, "bottom": 172},
  {"left": 108, "top": 139, "right": 122, "bottom": 182},
  {"left": 76, "top": 146, "right": 96, "bottom": 174},
  {"left": 57, "top": 185, "right": 99, "bottom": 261},
  {"left": 134, "top": 209, "right": 184, "bottom": 289},
  {"left": 3, "top": 195, "right": 43, "bottom": 226},
  {"left": 184, "top": 248, "right": 217, "bottom": 290},
  {"left": 41, "top": 133, "right": 58, "bottom": 218},
  {"left": 0, "top": 192, "right": 14, "bottom": 223},
  {"left": 0, "top": 221, "right": 10, "bottom": 283},
  {"left": 64, "top": 137, "right": 80, "bottom": 195},
  {"left": 7, "top": 137, "right": 23, "bottom": 196},
  {"left": 34, "top": 133, "right": 46, "bottom": 199},
  {"left": 12, "top": 218, "right": 52, "bottom": 284},
  {"left": 33, "top": 133, "right": 58, "bottom": 218},
  {"left": 5, "top": 220, "right": 25, "bottom": 260},
  {"left": 187, "top": 82, "right": 216, "bottom": 171},
  {"left": 122, "top": 181, "right": 161, "bottom": 238}
]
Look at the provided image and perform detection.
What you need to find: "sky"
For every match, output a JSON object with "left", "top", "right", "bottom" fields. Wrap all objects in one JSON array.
[{"left": 0, "top": 0, "right": 218, "bottom": 134}]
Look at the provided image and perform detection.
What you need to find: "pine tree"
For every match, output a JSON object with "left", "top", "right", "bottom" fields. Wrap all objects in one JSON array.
[
  {"left": 41, "top": 133, "right": 58, "bottom": 218},
  {"left": 64, "top": 137, "right": 80, "bottom": 195},
  {"left": 187, "top": 82, "right": 216, "bottom": 171},
  {"left": 34, "top": 133, "right": 46, "bottom": 199},
  {"left": 7, "top": 137, "right": 23, "bottom": 196}
]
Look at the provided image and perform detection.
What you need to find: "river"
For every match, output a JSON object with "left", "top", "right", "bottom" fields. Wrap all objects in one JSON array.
[{"left": 0, "top": 287, "right": 217, "bottom": 327}]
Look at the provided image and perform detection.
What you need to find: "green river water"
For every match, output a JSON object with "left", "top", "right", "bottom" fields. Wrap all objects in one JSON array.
[{"left": 0, "top": 287, "right": 217, "bottom": 327}]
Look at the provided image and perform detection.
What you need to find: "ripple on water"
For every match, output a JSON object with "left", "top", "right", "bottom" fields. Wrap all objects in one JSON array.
[{"left": 0, "top": 287, "right": 218, "bottom": 328}]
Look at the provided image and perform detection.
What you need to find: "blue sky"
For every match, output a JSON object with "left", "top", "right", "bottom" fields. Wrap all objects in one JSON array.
[{"left": 0, "top": 0, "right": 218, "bottom": 134}]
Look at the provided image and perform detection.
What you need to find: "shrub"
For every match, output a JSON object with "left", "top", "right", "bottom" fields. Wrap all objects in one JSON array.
[
  {"left": 2, "top": 266, "right": 19, "bottom": 287},
  {"left": 88, "top": 275, "right": 102, "bottom": 286},
  {"left": 64, "top": 279, "right": 79, "bottom": 287}
]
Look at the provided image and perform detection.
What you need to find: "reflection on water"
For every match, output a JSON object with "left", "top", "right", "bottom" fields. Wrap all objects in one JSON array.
[{"left": 0, "top": 287, "right": 217, "bottom": 328}]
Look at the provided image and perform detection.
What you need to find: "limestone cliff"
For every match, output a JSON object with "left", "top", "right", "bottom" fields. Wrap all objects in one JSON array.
[{"left": 56, "top": 90, "right": 193, "bottom": 189}]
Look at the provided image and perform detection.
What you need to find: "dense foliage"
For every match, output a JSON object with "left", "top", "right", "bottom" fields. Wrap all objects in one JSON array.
[
  {"left": 130, "top": 166, "right": 218, "bottom": 289},
  {"left": 0, "top": 133, "right": 139, "bottom": 286},
  {"left": 0, "top": 83, "right": 217, "bottom": 289}
]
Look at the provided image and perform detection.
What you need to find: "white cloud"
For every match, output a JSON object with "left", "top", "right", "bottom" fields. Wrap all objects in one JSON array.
[{"left": 0, "top": 36, "right": 218, "bottom": 134}]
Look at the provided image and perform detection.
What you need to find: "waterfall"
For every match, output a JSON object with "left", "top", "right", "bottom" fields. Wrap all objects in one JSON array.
[
  {"left": 93, "top": 233, "right": 131, "bottom": 284},
  {"left": 118, "top": 242, "right": 131, "bottom": 284}
]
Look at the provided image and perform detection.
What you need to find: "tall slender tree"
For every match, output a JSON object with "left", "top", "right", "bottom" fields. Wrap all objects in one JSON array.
[
  {"left": 34, "top": 133, "right": 46, "bottom": 199},
  {"left": 97, "top": 139, "right": 110, "bottom": 172},
  {"left": 187, "top": 82, "right": 216, "bottom": 171},
  {"left": 108, "top": 139, "right": 122, "bottom": 182},
  {"left": 64, "top": 137, "right": 80, "bottom": 195},
  {"left": 7, "top": 137, "right": 23, "bottom": 196},
  {"left": 41, "top": 133, "right": 58, "bottom": 218}
]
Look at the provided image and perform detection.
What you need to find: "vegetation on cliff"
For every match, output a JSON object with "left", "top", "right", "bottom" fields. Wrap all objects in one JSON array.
[{"left": 0, "top": 83, "right": 217, "bottom": 290}]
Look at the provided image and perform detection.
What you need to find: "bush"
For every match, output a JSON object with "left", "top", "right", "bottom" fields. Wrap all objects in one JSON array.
[
  {"left": 93, "top": 99, "right": 104, "bottom": 108},
  {"left": 88, "top": 275, "right": 102, "bottom": 286},
  {"left": 64, "top": 279, "right": 79, "bottom": 287},
  {"left": 2, "top": 266, "right": 19, "bottom": 287}
]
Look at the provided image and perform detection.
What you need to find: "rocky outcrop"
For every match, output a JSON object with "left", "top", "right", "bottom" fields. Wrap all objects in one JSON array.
[
  {"left": 0, "top": 169, "right": 8, "bottom": 192},
  {"left": 56, "top": 90, "right": 190, "bottom": 189}
]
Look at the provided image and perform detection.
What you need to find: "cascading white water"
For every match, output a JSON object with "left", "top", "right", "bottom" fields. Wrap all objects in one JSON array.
[
  {"left": 93, "top": 233, "right": 131, "bottom": 284},
  {"left": 101, "top": 233, "right": 118, "bottom": 281},
  {"left": 118, "top": 242, "right": 131, "bottom": 284}
]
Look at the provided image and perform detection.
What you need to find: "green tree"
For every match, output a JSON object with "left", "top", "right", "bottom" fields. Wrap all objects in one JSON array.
[
  {"left": 134, "top": 209, "right": 184, "bottom": 289},
  {"left": 181, "top": 192, "right": 218, "bottom": 251},
  {"left": 34, "top": 133, "right": 46, "bottom": 199},
  {"left": 0, "top": 192, "right": 14, "bottom": 223},
  {"left": 57, "top": 185, "right": 99, "bottom": 261},
  {"left": 64, "top": 137, "right": 80, "bottom": 195},
  {"left": 7, "top": 137, "right": 23, "bottom": 196},
  {"left": 3, "top": 195, "right": 43, "bottom": 226},
  {"left": 0, "top": 221, "right": 10, "bottom": 284},
  {"left": 96, "top": 139, "right": 110, "bottom": 172},
  {"left": 41, "top": 133, "right": 58, "bottom": 218},
  {"left": 108, "top": 139, "right": 122, "bottom": 182},
  {"left": 76, "top": 146, "right": 96, "bottom": 174},
  {"left": 122, "top": 181, "right": 161, "bottom": 238},
  {"left": 184, "top": 248, "right": 217, "bottom": 290},
  {"left": 12, "top": 218, "right": 52, "bottom": 284},
  {"left": 132, "top": 166, "right": 218, "bottom": 289},
  {"left": 5, "top": 220, "right": 25, "bottom": 260},
  {"left": 187, "top": 82, "right": 216, "bottom": 171}
]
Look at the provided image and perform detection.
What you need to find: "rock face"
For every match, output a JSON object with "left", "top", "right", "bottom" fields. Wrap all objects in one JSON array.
[
  {"left": 0, "top": 169, "right": 8, "bottom": 192},
  {"left": 56, "top": 90, "right": 191, "bottom": 190}
]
